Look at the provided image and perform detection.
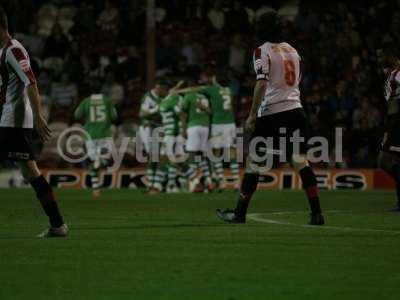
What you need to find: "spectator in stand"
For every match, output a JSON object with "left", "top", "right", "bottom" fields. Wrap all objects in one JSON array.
[
  {"left": 352, "top": 97, "right": 382, "bottom": 130},
  {"left": 228, "top": 34, "right": 247, "bottom": 74},
  {"left": 70, "top": 1, "right": 97, "bottom": 37},
  {"left": 97, "top": 0, "right": 120, "bottom": 35},
  {"left": 225, "top": 1, "right": 250, "bottom": 33},
  {"left": 327, "top": 81, "right": 355, "bottom": 129},
  {"left": 181, "top": 34, "right": 201, "bottom": 66},
  {"left": 43, "top": 23, "right": 69, "bottom": 59},
  {"left": 156, "top": 35, "right": 179, "bottom": 73},
  {"left": 295, "top": 7, "right": 319, "bottom": 34},
  {"left": 207, "top": 0, "right": 225, "bottom": 31},
  {"left": 254, "top": 4, "right": 276, "bottom": 22},
  {"left": 117, "top": 47, "right": 141, "bottom": 81},
  {"left": 351, "top": 117, "right": 378, "bottom": 167},
  {"left": 16, "top": 23, "right": 44, "bottom": 57},
  {"left": 5, "top": 0, "right": 400, "bottom": 168},
  {"left": 185, "top": 0, "right": 206, "bottom": 20},
  {"left": 102, "top": 73, "right": 125, "bottom": 106},
  {"left": 83, "top": 54, "right": 105, "bottom": 85},
  {"left": 50, "top": 73, "right": 78, "bottom": 111},
  {"left": 37, "top": 68, "right": 52, "bottom": 96}
]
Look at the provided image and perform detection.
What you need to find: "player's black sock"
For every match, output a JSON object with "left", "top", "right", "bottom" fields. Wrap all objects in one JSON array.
[
  {"left": 30, "top": 175, "right": 64, "bottom": 228},
  {"left": 299, "top": 166, "right": 322, "bottom": 215},
  {"left": 235, "top": 173, "right": 259, "bottom": 216}
]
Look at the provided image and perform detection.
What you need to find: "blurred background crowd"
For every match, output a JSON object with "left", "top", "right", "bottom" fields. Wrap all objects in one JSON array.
[{"left": 1, "top": 0, "right": 399, "bottom": 168}]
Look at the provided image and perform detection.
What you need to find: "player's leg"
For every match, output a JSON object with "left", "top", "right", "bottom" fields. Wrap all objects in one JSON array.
[
  {"left": 229, "top": 146, "right": 240, "bottom": 189},
  {"left": 199, "top": 127, "right": 213, "bottom": 192},
  {"left": 177, "top": 128, "right": 198, "bottom": 191},
  {"left": 210, "top": 125, "right": 225, "bottom": 189},
  {"left": 86, "top": 140, "right": 101, "bottom": 197},
  {"left": 291, "top": 155, "right": 324, "bottom": 225},
  {"left": 199, "top": 154, "right": 213, "bottom": 192},
  {"left": 212, "top": 148, "right": 224, "bottom": 190},
  {"left": 166, "top": 163, "right": 179, "bottom": 193},
  {"left": 149, "top": 159, "right": 165, "bottom": 193},
  {"left": 216, "top": 156, "right": 259, "bottom": 223},
  {"left": 174, "top": 135, "right": 188, "bottom": 190},
  {"left": 149, "top": 161, "right": 166, "bottom": 193},
  {"left": 227, "top": 124, "right": 240, "bottom": 190},
  {"left": 146, "top": 162, "right": 157, "bottom": 190},
  {"left": 378, "top": 151, "right": 400, "bottom": 211},
  {"left": 1, "top": 127, "right": 67, "bottom": 237},
  {"left": 216, "top": 119, "right": 266, "bottom": 223},
  {"left": 17, "top": 160, "right": 68, "bottom": 237},
  {"left": 165, "top": 137, "right": 179, "bottom": 193},
  {"left": 147, "top": 128, "right": 165, "bottom": 193},
  {"left": 181, "top": 152, "right": 198, "bottom": 191},
  {"left": 89, "top": 159, "right": 101, "bottom": 197},
  {"left": 184, "top": 127, "right": 204, "bottom": 192},
  {"left": 139, "top": 126, "right": 155, "bottom": 190},
  {"left": 289, "top": 109, "right": 324, "bottom": 225}
]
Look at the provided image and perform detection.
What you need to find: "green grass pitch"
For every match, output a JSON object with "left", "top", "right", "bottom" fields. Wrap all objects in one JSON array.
[{"left": 1, "top": 188, "right": 400, "bottom": 300}]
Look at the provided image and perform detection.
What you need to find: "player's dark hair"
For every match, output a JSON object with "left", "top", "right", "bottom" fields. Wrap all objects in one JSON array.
[
  {"left": 216, "top": 72, "right": 230, "bottom": 86},
  {"left": 0, "top": 6, "right": 8, "bottom": 31},
  {"left": 89, "top": 78, "right": 103, "bottom": 93},
  {"left": 155, "top": 77, "right": 170, "bottom": 87},
  {"left": 255, "top": 12, "right": 281, "bottom": 43}
]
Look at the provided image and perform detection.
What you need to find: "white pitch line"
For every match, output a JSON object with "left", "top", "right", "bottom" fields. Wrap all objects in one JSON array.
[{"left": 247, "top": 211, "right": 400, "bottom": 234}]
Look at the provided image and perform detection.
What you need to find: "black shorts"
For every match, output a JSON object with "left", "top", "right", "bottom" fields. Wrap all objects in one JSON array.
[
  {"left": 249, "top": 108, "right": 310, "bottom": 166},
  {"left": 0, "top": 127, "right": 36, "bottom": 161}
]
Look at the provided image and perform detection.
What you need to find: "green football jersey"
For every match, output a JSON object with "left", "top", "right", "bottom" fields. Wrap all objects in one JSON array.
[
  {"left": 139, "top": 90, "right": 162, "bottom": 127},
  {"left": 159, "top": 94, "right": 182, "bottom": 136},
  {"left": 202, "top": 85, "right": 235, "bottom": 125},
  {"left": 182, "top": 92, "right": 210, "bottom": 128},
  {"left": 74, "top": 94, "right": 117, "bottom": 140}
]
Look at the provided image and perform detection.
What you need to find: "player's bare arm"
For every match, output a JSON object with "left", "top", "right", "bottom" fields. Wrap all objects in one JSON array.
[
  {"left": 27, "top": 83, "right": 51, "bottom": 142},
  {"left": 168, "top": 80, "right": 185, "bottom": 95},
  {"left": 140, "top": 105, "right": 159, "bottom": 118},
  {"left": 171, "top": 85, "right": 206, "bottom": 95},
  {"left": 196, "top": 100, "right": 211, "bottom": 115},
  {"left": 246, "top": 79, "right": 267, "bottom": 132}
]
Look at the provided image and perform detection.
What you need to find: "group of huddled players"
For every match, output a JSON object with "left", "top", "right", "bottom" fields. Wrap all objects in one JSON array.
[{"left": 138, "top": 75, "right": 240, "bottom": 194}]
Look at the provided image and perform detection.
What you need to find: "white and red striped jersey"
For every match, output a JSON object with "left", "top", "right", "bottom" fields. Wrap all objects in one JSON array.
[
  {"left": 253, "top": 42, "right": 302, "bottom": 117},
  {"left": 384, "top": 68, "right": 400, "bottom": 102},
  {"left": 0, "top": 38, "right": 36, "bottom": 128}
]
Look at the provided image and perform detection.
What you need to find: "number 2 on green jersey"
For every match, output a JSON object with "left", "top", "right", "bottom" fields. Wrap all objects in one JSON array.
[{"left": 221, "top": 89, "right": 232, "bottom": 111}]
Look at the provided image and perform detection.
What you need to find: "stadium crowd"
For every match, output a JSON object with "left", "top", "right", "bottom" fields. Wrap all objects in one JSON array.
[{"left": 2, "top": 0, "right": 399, "bottom": 168}]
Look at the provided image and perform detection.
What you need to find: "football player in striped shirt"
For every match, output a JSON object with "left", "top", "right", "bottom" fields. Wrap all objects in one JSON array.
[
  {"left": 138, "top": 79, "right": 169, "bottom": 193},
  {"left": 378, "top": 45, "right": 400, "bottom": 211},
  {"left": 0, "top": 7, "right": 67, "bottom": 237},
  {"left": 159, "top": 92, "right": 185, "bottom": 193}
]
